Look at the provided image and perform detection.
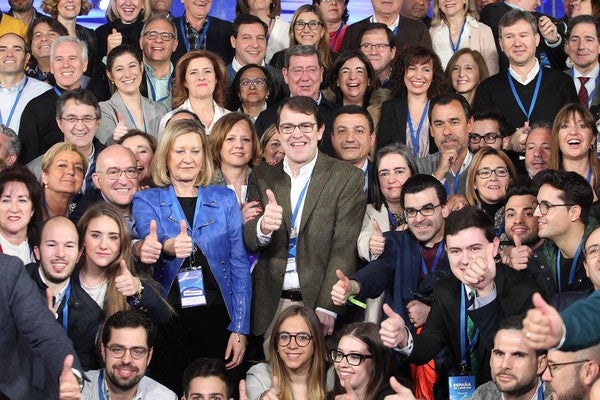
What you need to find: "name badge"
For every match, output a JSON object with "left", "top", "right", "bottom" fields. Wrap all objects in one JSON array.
[
  {"left": 288, "top": 237, "right": 297, "bottom": 258},
  {"left": 177, "top": 267, "right": 207, "bottom": 308},
  {"left": 448, "top": 374, "right": 475, "bottom": 399}
]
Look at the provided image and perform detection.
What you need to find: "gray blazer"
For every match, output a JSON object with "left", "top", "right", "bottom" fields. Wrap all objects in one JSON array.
[
  {"left": 416, "top": 152, "right": 472, "bottom": 195},
  {"left": 96, "top": 92, "right": 169, "bottom": 144},
  {"left": 0, "top": 254, "right": 82, "bottom": 399}
]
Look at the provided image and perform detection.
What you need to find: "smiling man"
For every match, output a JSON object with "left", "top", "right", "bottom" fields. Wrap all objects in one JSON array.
[
  {"left": 358, "top": 23, "right": 396, "bottom": 88},
  {"left": 524, "top": 122, "right": 551, "bottom": 178}
]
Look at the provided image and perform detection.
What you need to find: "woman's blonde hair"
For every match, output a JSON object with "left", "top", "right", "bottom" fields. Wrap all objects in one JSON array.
[
  {"left": 432, "top": 0, "right": 478, "bottom": 27},
  {"left": 106, "top": 0, "right": 150, "bottom": 22},
  {"left": 152, "top": 119, "right": 214, "bottom": 187},
  {"left": 289, "top": 5, "right": 334, "bottom": 69},
  {"left": 465, "top": 147, "right": 517, "bottom": 206},
  {"left": 209, "top": 112, "right": 261, "bottom": 168}
]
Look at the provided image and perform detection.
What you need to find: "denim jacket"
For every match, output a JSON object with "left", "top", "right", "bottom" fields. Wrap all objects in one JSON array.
[{"left": 132, "top": 185, "right": 251, "bottom": 334}]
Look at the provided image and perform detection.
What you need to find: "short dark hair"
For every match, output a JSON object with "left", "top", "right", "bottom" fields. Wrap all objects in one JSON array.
[
  {"left": 493, "top": 316, "right": 547, "bottom": 357},
  {"left": 529, "top": 120, "right": 552, "bottom": 130},
  {"left": 473, "top": 107, "right": 509, "bottom": 137},
  {"left": 400, "top": 174, "right": 447, "bottom": 209},
  {"left": 445, "top": 206, "right": 495, "bottom": 242},
  {"left": 505, "top": 176, "right": 537, "bottom": 203},
  {"left": 56, "top": 89, "right": 100, "bottom": 120},
  {"left": 27, "top": 16, "right": 68, "bottom": 49},
  {"left": 429, "top": 93, "right": 472, "bottom": 122},
  {"left": 371, "top": 143, "right": 418, "bottom": 211},
  {"left": 232, "top": 13, "right": 268, "bottom": 37},
  {"left": 101, "top": 310, "right": 156, "bottom": 348},
  {"left": 498, "top": 9, "right": 538, "bottom": 36},
  {"left": 567, "top": 14, "right": 600, "bottom": 40},
  {"left": 533, "top": 169, "right": 594, "bottom": 223},
  {"left": 275, "top": 96, "right": 324, "bottom": 129},
  {"left": 106, "top": 44, "right": 142, "bottom": 72},
  {"left": 329, "top": 51, "right": 378, "bottom": 107},
  {"left": 358, "top": 23, "right": 395, "bottom": 47},
  {"left": 283, "top": 45, "right": 323, "bottom": 69},
  {"left": 182, "top": 358, "right": 230, "bottom": 398},
  {"left": 333, "top": 105, "right": 374, "bottom": 133}
]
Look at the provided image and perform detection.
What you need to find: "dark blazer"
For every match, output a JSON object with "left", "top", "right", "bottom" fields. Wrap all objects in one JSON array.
[
  {"left": 94, "top": 17, "right": 144, "bottom": 65},
  {"left": 341, "top": 16, "right": 432, "bottom": 54},
  {"left": 254, "top": 95, "right": 340, "bottom": 157},
  {"left": 409, "top": 264, "right": 539, "bottom": 384},
  {"left": 561, "top": 289, "right": 600, "bottom": 350},
  {"left": 243, "top": 153, "right": 366, "bottom": 335},
  {"left": 0, "top": 254, "right": 83, "bottom": 400},
  {"left": 171, "top": 15, "right": 234, "bottom": 66}
]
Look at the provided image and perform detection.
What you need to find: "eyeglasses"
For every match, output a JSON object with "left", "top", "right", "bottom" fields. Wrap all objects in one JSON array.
[
  {"left": 96, "top": 167, "right": 140, "bottom": 180},
  {"left": 60, "top": 116, "right": 97, "bottom": 124},
  {"left": 476, "top": 167, "right": 509, "bottom": 179},
  {"left": 469, "top": 132, "right": 502, "bottom": 144},
  {"left": 240, "top": 78, "right": 267, "bottom": 87},
  {"left": 532, "top": 200, "right": 575, "bottom": 216},
  {"left": 294, "top": 20, "right": 323, "bottom": 30},
  {"left": 329, "top": 349, "right": 373, "bottom": 366},
  {"left": 275, "top": 332, "right": 313, "bottom": 347},
  {"left": 404, "top": 204, "right": 441, "bottom": 219},
  {"left": 288, "top": 67, "right": 320, "bottom": 76},
  {"left": 585, "top": 244, "right": 600, "bottom": 259},
  {"left": 359, "top": 43, "right": 391, "bottom": 52},
  {"left": 546, "top": 359, "right": 590, "bottom": 378},
  {"left": 278, "top": 122, "right": 317, "bottom": 135},
  {"left": 320, "top": 0, "right": 343, "bottom": 3},
  {"left": 105, "top": 345, "right": 149, "bottom": 359},
  {"left": 143, "top": 31, "right": 176, "bottom": 41}
]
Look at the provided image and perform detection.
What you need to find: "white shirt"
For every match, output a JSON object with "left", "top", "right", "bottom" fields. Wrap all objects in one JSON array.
[
  {"left": 158, "top": 99, "right": 231, "bottom": 137},
  {"left": 370, "top": 15, "right": 400, "bottom": 34},
  {"left": 0, "top": 233, "right": 32, "bottom": 264},
  {"left": 572, "top": 63, "right": 600, "bottom": 103},
  {"left": 0, "top": 75, "right": 51, "bottom": 134},
  {"left": 82, "top": 369, "right": 177, "bottom": 400},
  {"left": 509, "top": 60, "right": 541, "bottom": 85}
]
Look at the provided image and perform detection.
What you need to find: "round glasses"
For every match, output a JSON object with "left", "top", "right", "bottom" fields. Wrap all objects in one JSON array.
[
  {"left": 330, "top": 349, "right": 373, "bottom": 366},
  {"left": 532, "top": 200, "right": 575, "bottom": 216},
  {"left": 105, "top": 345, "right": 148, "bottom": 359},
  {"left": 275, "top": 332, "right": 313, "bottom": 347}
]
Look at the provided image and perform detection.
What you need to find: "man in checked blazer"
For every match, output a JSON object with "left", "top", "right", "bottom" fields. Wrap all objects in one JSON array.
[{"left": 243, "top": 96, "right": 366, "bottom": 339}]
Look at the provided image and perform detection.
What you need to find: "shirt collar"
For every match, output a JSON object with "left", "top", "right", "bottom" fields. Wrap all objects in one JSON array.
[
  {"left": 38, "top": 266, "right": 69, "bottom": 302},
  {"left": 370, "top": 14, "right": 400, "bottom": 31},
  {"left": 232, "top": 57, "right": 266, "bottom": 73},
  {"left": 0, "top": 75, "right": 27, "bottom": 91},
  {"left": 283, "top": 151, "right": 319, "bottom": 179},
  {"left": 509, "top": 60, "right": 540, "bottom": 85},
  {"left": 573, "top": 63, "right": 600, "bottom": 79},
  {"left": 144, "top": 62, "right": 173, "bottom": 80}
]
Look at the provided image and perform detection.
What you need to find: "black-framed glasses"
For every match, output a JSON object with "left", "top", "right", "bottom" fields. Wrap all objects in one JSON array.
[
  {"left": 546, "top": 359, "right": 590, "bottom": 378},
  {"left": 294, "top": 20, "right": 323, "bottom": 30},
  {"left": 329, "top": 349, "right": 373, "bottom": 366},
  {"left": 278, "top": 122, "right": 317, "bottom": 135},
  {"left": 532, "top": 200, "right": 575, "bottom": 216},
  {"left": 359, "top": 43, "right": 391, "bottom": 52},
  {"left": 275, "top": 332, "right": 313, "bottom": 347},
  {"left": 469, "top": 132, "right": 502, "bottom": 144},
  {"left": 105, "top": 345, "right": 149, "bottom": 359},
  {"left": 60, "top": 116, "right": 97, "bottom": 124},
  {"left": 240, "top": 78, "right": 267, "bottom": 87},
  {"left": 96, "top": 167, "right": 140, "bottom": 180},
  {"left": 404, "top": 204, "right": 441, "bottom": 219},
  {"left": 143, "top": 31, "right": 176, "bottom": 41},
  {"left": 476, "top": 167, "right": 509, "bottom": 179}
]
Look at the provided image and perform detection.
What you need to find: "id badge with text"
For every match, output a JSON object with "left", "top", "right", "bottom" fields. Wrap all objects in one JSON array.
[
  {"left": 177, "top": 267, "right": 207, "bottom": 308},
  {"left": 448, "top": 374, "right": 475, "bottom": 400}
]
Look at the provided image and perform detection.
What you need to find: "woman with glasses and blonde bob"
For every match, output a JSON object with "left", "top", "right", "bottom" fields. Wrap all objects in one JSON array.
[
  {"left": 245, "top": 305, "right": 328, "bottom": 400},
  {"left": 328, "top": 322, "right": 394, "bottom": 400}
]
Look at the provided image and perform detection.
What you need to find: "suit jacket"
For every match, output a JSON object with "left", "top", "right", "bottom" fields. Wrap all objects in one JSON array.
[
  {"left": 561, "top": 289, "right": 600, "bottom": 350},
  {"left": 0, "top": 254, "right": 83, "bottom": 400},
  {"left": 254, "top": 95, "right": 340, "bottom": 157},
  {"left": 96, "top": 91, "right": 169, "bottom": 144},
  {"left": 243, "top": 153, "right": 366, "bottom": 335},
  {"left": 341, "top": 16, "right": 432, "bottom": 54},
  {"left": 172, "top": 15, "right": 234, "bottom": 66}
]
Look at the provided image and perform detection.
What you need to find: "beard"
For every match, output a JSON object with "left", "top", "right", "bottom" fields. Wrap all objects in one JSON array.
[
  {"left": 105, "top": 364, "right": 144, "bottom": 392},
  {"left": 552, "top": 383, "right": 587, "bottom": 400}
]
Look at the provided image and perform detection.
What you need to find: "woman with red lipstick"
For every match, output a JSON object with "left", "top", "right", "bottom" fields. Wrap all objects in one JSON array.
[
  {"left": 245, "top": 305, "right": 328, "bottom": 400},
  {"left": 445, "top": 48, "right": 489, "bottom": 105},
  {"left": 0, "top": 166, "right": 43, "bottom": 264}
]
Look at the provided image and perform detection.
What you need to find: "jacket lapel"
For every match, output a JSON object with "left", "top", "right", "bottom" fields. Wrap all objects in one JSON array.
[{"left": 298, "top": 153, "right": 329, "bottom": 235}]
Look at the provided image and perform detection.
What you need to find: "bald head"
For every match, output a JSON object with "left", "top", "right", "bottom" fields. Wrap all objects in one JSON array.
[
  {"left": 92, "top": 145, "right": 139, "bottom": 208},
  {"left": 34, "top": 216, "right": 80, "bottom": 285}
]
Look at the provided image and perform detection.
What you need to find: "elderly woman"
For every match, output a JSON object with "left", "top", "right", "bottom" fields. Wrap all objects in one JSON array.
[
  {"left": 159, "top": 50, "right": 231, "bottom": 136},
  {"left": 132, "top": 119, "right": 251, "bottom": 391}
]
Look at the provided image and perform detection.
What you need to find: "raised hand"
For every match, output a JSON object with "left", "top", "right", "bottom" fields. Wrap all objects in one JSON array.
[
  {"left": 174, "top": 220, "right": 193, "bottom": 259},
  {"left": 522, "top": 293, "right": 564, "bottom": 350},
  {"left": 316, "top": 309, "right": 335, "bottom": 336},
  {"left": 369, "top": 220, "right": 386, "bottom": 258},
  {"left": 433, "top": 148, "right": 458, "bottom": 181},
  {"left": 463, "top": 242, "right": 497, "bottom": 296},
  {"left": 115, "top": 259, "right": 142, "bottom": 297},
  {"left": 406, "top": 299, "right": 431, "bottom": 328},
  {"left": 508, "top": 234, "right": 532, "bottom": 271},
  {"left": 335, "top": 376, "right": 358, "bottom": 400},
  {"left": 383, "top": 376, "right": 417, "bottom": 400},
  {"left": 113, "top": 112, "right": 129, "bottom": 142},
  {"left": 107, "top": 28, "right": 122, "bottom": 56},
  {"left": 260, "top": 189, "right": 283, "bottom": 235},
  {"left": 139, "top": 219, "right": 162, "bottom": 264},
  {"left": 379, "top": 304, "right": 408, "bottom": 349},
  {"left": 260, "top": 375, "right": 281, "bottom": 400},
  {"left": 331, "top": 269, "right": 354, "bottom": 306},
  {"left": 58, "top": 355, "right": 81, "bottom": 400}
]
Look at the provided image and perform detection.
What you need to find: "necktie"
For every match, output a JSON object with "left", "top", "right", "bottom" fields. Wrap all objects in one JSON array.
[
  {"left": 84, "top": 160, "right": 96, "bottom": 194},
  {"left": 466, "top": 291, "right": 479, "bottom": 374},
  {"left": 578, "top": 77, "right": 590, "bottom": 107}
]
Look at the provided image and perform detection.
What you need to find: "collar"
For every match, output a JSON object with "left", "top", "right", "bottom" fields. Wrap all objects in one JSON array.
[
  {"left": 0, "top": 74, "right": 27, "bottom": 91},
  {"left": 573, "top": 63, "right": 600, "bottom": 80},
  {"left": 283, "top": 151, "right": 319, "bottom": 179},
  {"left": 360, "top": 159, "right": 369, "bottom": 173},
  {"left": 38, "top": 266, "right": 69, "bottom": 303},
  {"left": 144, "top": 62, "right": 173, "bottom": 80},
  {"left": 370, "top": 14, "right": 400, "bottom": 31},
  {"left": 509, "top": 60, "right": 540, "bottom": 85},
  {"left": 231, "top": 57, "right": 266, "bottom": 73}
]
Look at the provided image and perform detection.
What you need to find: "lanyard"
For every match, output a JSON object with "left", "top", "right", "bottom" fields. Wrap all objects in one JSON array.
[
  {"left": 53, "top": 86, "right": 61, "bottom": 96},
  {"left": 98, "top": 369, "right": 105, "bottom": 400},
  {"left": 536, "top": 383, "right": 544, "bottom": 400},
  {"left": 444, "top": 171, "right": 461, "bottom": 195},
  {"left": 124, "top": 105, "right": 147, "bottom": 133},
  {"left": 570, "top": 68, "right": 599, "bottom": 108},
  {"left": 0, "top": 77, "right": 28, "bottom": 127},
  {"left": 419, "top": 242, "right": 443, "bottom": 276},
  {"left": 507, "top": 68, "right": 542, "bottom": 122},
  {"left": 556, "top": 237, "right": 583, "bottom": 292},
  {"left": 588, "top": 167, "right": 593, "bottom": 184},
  {"left": 393, "top": 22, "right": 399, "bottom": 37},
  {"left": 460, "top": 283, "right": 479, "bottom": 366},
  {"left": 168, "top": 185, "right": 203, "bottom": 239},
  {"left": 449, "top": 20, "right": 467, "bottom": 53},
  {"left": 406, "top": 101, "right": 429, "bottom": 157},
  {"left": 147, "top": 70, "right": 172, "bottom": 103},
  {"left": 180, "top": 16, "right": 211, "bottom": 52},
  {"left": 228, "top": 63, "right": 236, "bottom": 79},
  {"left": 61, "top": 283, "right": 71, "bottom": 333},
  {"left": 496, "top": 217, "right": 505, "bottom": 238},
  {"left": 290, "top": 179, "right": 310, "bottom": 230}
]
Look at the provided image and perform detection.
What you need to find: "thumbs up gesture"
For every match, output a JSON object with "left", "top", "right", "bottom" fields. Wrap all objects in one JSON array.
[
  {"left": 260, "top": 375, "right": 281, "bottom": 400},
  {"left": 331, "top": 269, "right": 357, "bottom": 305},
  {"left": 522, "top": 293, "right": 564, "bottom": 349},
  {"left": 107, "top": 28, "right": 123, "bottom": 56},
  {"left": 383, "top": 377, "right": 417, "bottom": 400},
  {"left": 115, "top": 259, "right": 142, "bottom": 297},
  {"left": 260, "top": 189, "right": 283, "bottom": 235},
  {"left": 174, "top": 220, "right": 193, "bottom": 259},
  {"left": 369, "top": 220, "right": 386, "bottom": 258},
  {"left": 335, "top": 376, "right": 358, "bottom": 400},
  {"left": 59, "top": 355, "right": 81, "bottom": 400},
  {"left": 140, "top": 220, "right": 162, "bottom": 264},
  {"left": 379, "top": 304, "right": 408, "bottom": 349},
  {"left": 113, "top": 112, "right": 129, "bottom": 142},
  {"left": 508, "top": 234, "right": 532, "bottom": 271},
  {"left": 463, "top": 241, "right": 497, "bottom": 296}
]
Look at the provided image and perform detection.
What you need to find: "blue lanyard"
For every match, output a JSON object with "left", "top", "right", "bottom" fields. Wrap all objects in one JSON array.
[
  {"left": 290, "top": 180, "right": 310, "bottom": 229},
  {"left": 460, "top": 283, "right": 479, "bottom": 365},
  {"left": 556, "top": 237, "right": 583, "bottom": 292},
  {"left": 449, "top": 20, "right": 467, "bottom": 53},
  {"left": 98, "top": 369, "right": 105, "bottom": 400},
  {"left": 496, "top": 217, "right": 505, "bottom": 238},
  {"left": 146, "top": 69, "right": 172, "bottom": 103},
  {"left": 392, "top": 22, "right": 399, "bottom": 37},
  {"left": 406, "top": 101, "right": 429, "bottom": 157},
  {"left": 228, "top": 63, "right": 236, "bottom": 79},
  {"left": 168, "top": 185, "right": 203, "bottom": 240},
  {"left": 587, "top": 167, "right": 593, "bottom": 184},
  {"left": 180, "top": 16, "right": 211, "bottom": 52},
  {"left": 507, "top": 68, "right": 542, "bottom": 122},
  {"left": 536, "top": 383, "right": 544, "bottom": 400},
  {"left": 570, "top": 68, "right": 599, "bottom": 108},
  {"left": 53, "top": 86, "right": 61, "bottom": 96},
  {"left": 61, "top": 283, "right": 71, "bottom": 332},
  {"left": 124, "top": 104, "right": 147, "bottom": 133},
  {"left": 419, "top": 242, "right": 444, "bottom": 276},
  {"left": 444, "top": 171, "right": 461, "bottom": 195},
  {"left": 0, "top": 77, "right": 28, "bottom": 127}
]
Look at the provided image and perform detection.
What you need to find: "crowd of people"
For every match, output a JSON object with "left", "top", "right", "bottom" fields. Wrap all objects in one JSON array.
[{"left": 2, "top": 0, "right": 600, "bottom": 398}]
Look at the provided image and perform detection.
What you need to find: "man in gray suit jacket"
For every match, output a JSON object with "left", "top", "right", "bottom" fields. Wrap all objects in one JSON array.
[
  {"left": 0, "top": 253, "right": 83, "bottom": 399},
  {"left": 243, "top": 96, "right": 366, "bottom": 339}
]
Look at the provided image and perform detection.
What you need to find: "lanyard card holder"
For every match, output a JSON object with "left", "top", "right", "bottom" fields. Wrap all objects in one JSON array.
[
  {"left": 177, "top": 265, "right": 207, "bottom": 308},
  {"left": 448, "top": 373, "right": 475, "bottom": 400}
]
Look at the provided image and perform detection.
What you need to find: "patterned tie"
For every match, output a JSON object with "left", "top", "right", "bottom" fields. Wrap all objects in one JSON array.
[
  {"left": 466, "top": 291, "right": 479, "bottom": 374},
  {"left": 84, "top": 160, "right": 96, "bottom": 194},
  {"left": 579, "top": 77, "right": 590, "bottom": 107}
]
